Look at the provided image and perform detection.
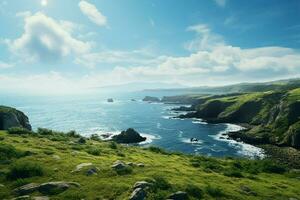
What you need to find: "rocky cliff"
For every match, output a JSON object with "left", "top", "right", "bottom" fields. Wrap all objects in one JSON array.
[
  {"left": 0, "top": 106, "right": 32, "bottom": 130},
  {"left": 178, "top": 89, "right": 300, "bottom": 148}
]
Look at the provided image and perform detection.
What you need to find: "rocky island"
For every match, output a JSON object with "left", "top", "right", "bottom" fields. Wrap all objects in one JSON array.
[{"left": 112, "top": 128, "right": 146, "bottom": 144}]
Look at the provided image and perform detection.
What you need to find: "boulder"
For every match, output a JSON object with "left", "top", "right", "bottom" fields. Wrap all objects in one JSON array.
[
  {"left": 129, "top": 188, "right": 147, "bottom": 200},
  {"left": 142, "top": 96, "right": 160, "bottom": 102},
  {"left": 11, "top": 195, "right": 31, "bottom": 200},
  {"left": 0, "top": 106, "right": 31, "bottom": 130},
  {"left": 38, "top": 182, "right": 80, "bottom": 195},
  {"left": 72, "top": 163, "right": 93, "bottom": 173},
  {"left": 133, "top": 181, "right": 152, "bottom": 190},
  {"left": 137, "top": 163, "right": 145, "bottom": 167},
  {"left": 167, "top": 191, "right": 188, "bottom": 200},
  {"left": 112, "top": 128, "right": 146, "bottom": 144},
  {"left": 86, "top": 167, "right": 99, "bottom": 176},
  {"left": 112, "top": 160, "right": 127, "bottom": 170},
  {"left": 33, "top": 197, "right": 49, "bottom": 200},
  {"left": 14, "top": 182, "right": 80, "bottom": 195},
  {"left": 14, "top": 183, "right": 40, "bottom": 195}
]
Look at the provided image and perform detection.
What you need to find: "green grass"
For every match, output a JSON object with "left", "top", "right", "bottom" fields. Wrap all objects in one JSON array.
[{"left": 0, "top": 130, "right": 299, "bottom": 200}]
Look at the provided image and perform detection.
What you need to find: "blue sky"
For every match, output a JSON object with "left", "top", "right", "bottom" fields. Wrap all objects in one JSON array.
[{"left": 0, "top": 0, "right": 300, "bottom": 94}]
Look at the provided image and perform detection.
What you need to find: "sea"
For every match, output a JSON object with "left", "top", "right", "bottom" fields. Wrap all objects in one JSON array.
[{"left": 0, "top": 91, "right": 265, "bottom": 159}]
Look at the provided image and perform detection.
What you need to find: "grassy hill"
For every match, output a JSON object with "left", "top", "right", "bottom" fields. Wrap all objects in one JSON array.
[
  {"left": 0, "top": 129, "right": 300, "bottom": 200},
  {"left": 178, "top": 88, "right": 300, "bottom": 149},
  {"left": 148, "top": 78, "right": 300, "bottom": 95}
]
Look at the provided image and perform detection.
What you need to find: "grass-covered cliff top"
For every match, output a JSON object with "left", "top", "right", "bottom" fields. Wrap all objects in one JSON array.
[{"left": 0, "top": 129, "right": 300, "bottom": 200}]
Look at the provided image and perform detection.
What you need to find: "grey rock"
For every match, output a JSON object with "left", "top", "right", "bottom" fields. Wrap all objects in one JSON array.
[
  {"left": 112, "top": 160, "right": 127, "bottom": 170},
  {"left": 11, "top": 195, "right": 31, "bottom": 200},
  {"left": 133, "top": 181, "right": 152, "bottom": 190},
  {"left": 33, "top": 197, "right": 49, "bottom": 200},
  {"left": 14, "top": 183, "right": 40, "bottom": 195},
  {"left": 127, "top": 162, "right": 134, "bottom": 166},
  {"left": 129, "top": 188, "right": 146, "bottom": 200},
  {"left": 167, "top": 191, "right": 188, "bottom": 200},
  {"left": 38, "top": 182, "right": 70, "bottom": 194},
  {"left": 86, "top": 167, "right": 99, "bottom": 176},
  {"left": 137, "top": 163, "right": 145, "bottom": 167},
  {"left": 72, "top": 163, "right": 93, "bottom": 173}
]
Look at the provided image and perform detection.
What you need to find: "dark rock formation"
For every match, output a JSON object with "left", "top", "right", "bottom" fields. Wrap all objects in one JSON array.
[
  {"left": 107, "top": 98, "right": 114, "bottom": 103},
  {"left": 112, "top": 128, "right": 146, "bottom": 144},
  {"left": 0, "top": 106, "right": 31, "bottom": 130},
  {"left": 167, "top": 191, "right": 188, "bottom": 200},
  {"left": 142, "top": 96, "right": 160, "bottom": 102}
]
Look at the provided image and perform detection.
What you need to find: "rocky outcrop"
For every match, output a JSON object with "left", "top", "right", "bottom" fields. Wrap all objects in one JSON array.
[
  {"left": 142, "top": 96, "right": 160, "bottom": 102},
  {"left": 0, "top": 106, "right": 31, "bottom": 130},
  {"left": 112, "top": 128, "right": 146, "bottom": 144},
  {"left": 14, "top": 182, "right": 80, "bottom": 195},
  {"left": 167, "top": 191, "right": 188, "bottom": 200}
]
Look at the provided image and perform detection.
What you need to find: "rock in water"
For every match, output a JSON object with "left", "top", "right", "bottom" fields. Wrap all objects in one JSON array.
[
  {"left": 0, "top": 106, "right": 31, "bottom": 130},
  {"left": 112, "top": 128, "right": 146, "bottom": 144},
  {"left": 107, "top": 98, "right": 114, "bottom": 103},
  {"left": 167, "top": 191, "right": 188, "bottom": 200},
  {"left": 142, "top": 96, "right": 160, "bottom": 102},
  {"left": 129, "top": 188, "right": 147, "bottom": 200}
]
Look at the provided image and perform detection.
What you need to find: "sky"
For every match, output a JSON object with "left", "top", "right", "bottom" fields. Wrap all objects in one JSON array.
[{"left": 0, "top": 0, "right": 300, "bottom": 95}]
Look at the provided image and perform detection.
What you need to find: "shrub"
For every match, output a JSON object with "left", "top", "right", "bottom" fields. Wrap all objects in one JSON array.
[
  {"left": 66, "top": 130, "right": 80, "bottom": 138},
  {"left": 37, "top": 128, "right": 54, "bottom": 135},
  {"left": 13, "top": 178, "right": 30, "bottom": 187},
  {"left": 223, "top": 168, "right": 244, "bottom": 178},
  {"left": 78, "top": 137, "right": 86, "bottom": 144},
  {"left": 0, "top": 144, "right": 26, "bottom": 163},
  {"left": 109, "top": 141, "right": 118, "bottom": 149},
  {"left": 86, "top": 147, "right": 101, "bottom": 156},
  {"left": 151, "top": 175, "right": 171, "bottom": 190},
  {"left": 186, "top": 184, "right": 203, "bottom": 198},
  {"left": 90, "top": 134, "right": 101, "bottom": 141},
  {"left": 7, "top": 161, "right": 44, "bottom": 180},
  {"left": 115, "top": 166, "right": 132, "bottom": 175},
  {"left": 7, "top": 127, "right": 33, "bottom": 135},
  {"left": 206, "top": 185, "right": 224, "bottom": 197},
  {"left": 148, "top": 146, "right": 168, "bottom": 155}
]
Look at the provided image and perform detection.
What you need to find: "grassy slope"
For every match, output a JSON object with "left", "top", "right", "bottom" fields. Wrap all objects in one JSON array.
[{"left": 0, "top": 131, "right": 300, "bottom": 200}]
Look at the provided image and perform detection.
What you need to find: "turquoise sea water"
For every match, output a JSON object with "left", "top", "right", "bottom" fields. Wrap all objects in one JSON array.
[{"left": 0, "top": 92, "right": 264, "bottom": 158}]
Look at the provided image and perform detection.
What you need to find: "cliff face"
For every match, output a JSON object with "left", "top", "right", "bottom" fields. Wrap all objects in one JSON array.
[
  {"left": 178, "top": 89, "right": 300, "bottom": 148},
  {"left": 0, "top": 106, "right": 32, "bottom": 130}
]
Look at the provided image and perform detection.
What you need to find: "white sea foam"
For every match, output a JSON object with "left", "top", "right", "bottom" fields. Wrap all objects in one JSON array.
[
  {"left": 210, "top": 124, "right": 265, "bottom": 159},
  {"left": 192, "top": 118, "right": 208, "bottom": 125},
  {"left": 181, "top": 138, "right": 203, "bottom": 145}
]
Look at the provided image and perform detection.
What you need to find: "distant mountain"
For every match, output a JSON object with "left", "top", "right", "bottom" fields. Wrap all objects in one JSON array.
[
  {"left": 144, "top": 78, "right": 300, "bottom": 95},
  {"left": 91, "top": 82, "right": 186, "bottom": 93}
]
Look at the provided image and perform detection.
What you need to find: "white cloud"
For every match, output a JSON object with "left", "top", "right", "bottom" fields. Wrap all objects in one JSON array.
[
  {"left": 185, "top": 24, "right": 225, "bottom": 51},
  {"left": 0, "top": 61, "right": 13, "bottom": 69},
  {"left": 214, "top": 0, "right": 227, "bottom": 7},
  {"left": 8, "top": 12, "right": 91, "bottom": 62},
  {"left": 79, "top": 1, "right": 107, "bottom": 27}
]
